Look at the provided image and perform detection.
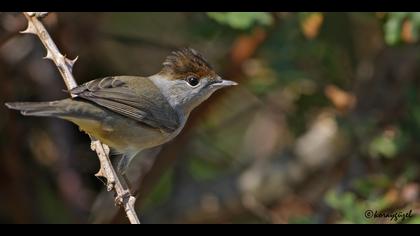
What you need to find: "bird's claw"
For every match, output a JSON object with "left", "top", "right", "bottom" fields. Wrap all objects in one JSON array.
[{"left": 114, "top": 190, "right": 131, "bottom": 206}]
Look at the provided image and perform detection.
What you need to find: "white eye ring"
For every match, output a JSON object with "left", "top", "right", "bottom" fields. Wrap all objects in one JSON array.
[{"left": 186, "top": 76, "right": 200, "bottom": 87}]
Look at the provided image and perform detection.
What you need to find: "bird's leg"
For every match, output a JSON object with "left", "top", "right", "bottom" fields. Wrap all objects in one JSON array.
[
  {"left": 111, "top": 168, "right": 133, "bottom": 206},
  {"left": 113, "top": 172, "right": 137, "bottom": 206},
  {"left": 122, "top": 173, "right": 133, "bottom": 194},
  {"left": 116, "top": 151, "right": 140, "bottom": 192},
  {"left": 114, "top": 188, "right": 131, "bottom": 206}
]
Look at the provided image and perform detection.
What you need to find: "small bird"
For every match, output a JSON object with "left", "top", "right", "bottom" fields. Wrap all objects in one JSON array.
[{"left": 5, "top": 48, "right": 237, "bottom": 174}]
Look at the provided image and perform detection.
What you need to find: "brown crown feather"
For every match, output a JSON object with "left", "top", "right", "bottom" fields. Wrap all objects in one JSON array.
[{"left": 160, "top": 48, "right": 216, "bottom": 80}]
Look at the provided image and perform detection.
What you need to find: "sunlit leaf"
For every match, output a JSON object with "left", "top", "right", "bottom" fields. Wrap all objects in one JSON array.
[
  {"left": 384, "top": 17, "right": 403, "bottom": 45},
  {"left": 369, "top": 135, "right": 398, "bottom": 158},
  {"left": 207, "top": 12, "right": 273, "bottom": 30},
  {"left": 299, "top": 12, "right": 324, "bottom": 39},
  {"left": 368, "top": 126, "right": 408, "bottom": 159},
  {"left": 383, "top": 12, "right": 420, "bottom": 45}
]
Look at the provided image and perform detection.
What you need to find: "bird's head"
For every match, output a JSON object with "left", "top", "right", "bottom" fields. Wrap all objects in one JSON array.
[{"left": 152, "top": 48, "right": 237, "bottom": 114}]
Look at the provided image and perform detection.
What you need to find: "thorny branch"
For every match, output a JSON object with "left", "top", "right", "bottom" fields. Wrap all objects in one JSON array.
[{"left": 21, "top": 12, "right": 140, "bottom": 224}]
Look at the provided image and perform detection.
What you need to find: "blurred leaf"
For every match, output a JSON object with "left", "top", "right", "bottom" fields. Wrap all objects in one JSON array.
[
  {"left": 325, "top": 190, "right": 370, "bottom": 223},
  {"left": 401, "top": 20, "right": 416, "bottom": 43},
  {"left": 352, "top": 174, "right": 392, "bottom": 198},
  {"left": 207, "top": 12, "right": 273, "bottom": 30},
  {"left": 324, "top": 85, "right": 356, "bottom": 113},
  {"left": 410, "top": 13, "right": 420, "bottom": 40},
  {"left": 369, "top": 135, "right": 398, "bottom": 158},
  {"left": 368, "top": 126, "right": 408, "bottom": 159},
  {"left": 383, "top": 12, "right": 420, "bottom": 45},
  {"left": 384, "top": 19, "right": 401, "bottom": 45},
  {"left": 299, "top": 12, "right": 324, "bottom": 39},
  {"left": 289, "top": 216, "right": 315, "bottom": 224},
  {"left": 407, "top": 216, "right": 420, "bottom": 224}
]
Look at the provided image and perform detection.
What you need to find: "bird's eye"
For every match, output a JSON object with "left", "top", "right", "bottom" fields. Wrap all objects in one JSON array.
[{"left": 186, "top": 76, "right": 200, "bottom": 87}]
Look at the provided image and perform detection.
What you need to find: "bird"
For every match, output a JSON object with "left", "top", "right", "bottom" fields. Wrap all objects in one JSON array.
[{"left": 5, "top": 48, "right": 237, "bottom": 174}]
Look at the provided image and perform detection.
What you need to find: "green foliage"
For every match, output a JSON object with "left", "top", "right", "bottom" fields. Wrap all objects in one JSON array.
[
  {"left": 298, "top": 12, "right": 316, "bottom": 21},
  {"left": 289, "top": 216, "right": 316, "bottom": 224},
  {"left": 384, "top": 13, "right": 406, "bottom": 45},
  {"left": 407, "top": 216, "right": 420, "bottom": 224},
  {"left": 325, "top": 190, "right": 371, "bottom": 223},
  {"left": 207, "top": 12, "right": 273, "bottom": 30},
  {"left": 384, "top": 12, "right": 420, "bottom": 45},
  {"left": 368, "top": 134, "right": 398, "bottom": 159},
  {"left": 325, "top": 172, "right": 418, "bottom": 224},
  {"left": 352, "top": 174, "right": 392, "bottom": 199},
  {"left": 368, "top": 127, "right": 408, "bottom": 159}
]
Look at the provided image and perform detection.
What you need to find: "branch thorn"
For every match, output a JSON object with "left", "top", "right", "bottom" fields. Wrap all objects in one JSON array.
[
  {"left": 65, "top": 56, "right": 78, "bottom": 71},
  {"left": 20, "top": 23, "right": 36, "bottom": 34},
  {"left": 43, "top": 51, "right": 53, "bottom": 60}
]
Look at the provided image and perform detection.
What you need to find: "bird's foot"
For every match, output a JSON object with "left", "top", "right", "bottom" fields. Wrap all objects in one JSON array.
[{"left": 114, "top": 189, "right": 132, "bottom": 206}]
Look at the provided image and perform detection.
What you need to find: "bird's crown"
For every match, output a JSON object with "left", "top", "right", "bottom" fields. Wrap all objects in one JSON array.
[{"left": 160, "top": 48, "right": 217, "bottom": 80}]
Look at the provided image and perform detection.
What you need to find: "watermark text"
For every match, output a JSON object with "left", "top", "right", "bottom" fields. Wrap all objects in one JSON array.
[{"left": 364, "top": 209, "right": 414, "bottom": 222}]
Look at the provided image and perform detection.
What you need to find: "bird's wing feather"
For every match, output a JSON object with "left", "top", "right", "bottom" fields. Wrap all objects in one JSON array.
[{"left": 70, "top": 76, "right": 180, "bottom": 132}]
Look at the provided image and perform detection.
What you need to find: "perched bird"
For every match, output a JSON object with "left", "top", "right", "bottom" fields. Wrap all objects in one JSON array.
[{"left": 5, "top": 48, "right": 237, "bottom": 174}]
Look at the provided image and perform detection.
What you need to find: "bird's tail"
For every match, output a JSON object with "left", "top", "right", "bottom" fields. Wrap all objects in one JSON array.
[{"left": 5, "top": 100, "right": 69, "bottom": 117}]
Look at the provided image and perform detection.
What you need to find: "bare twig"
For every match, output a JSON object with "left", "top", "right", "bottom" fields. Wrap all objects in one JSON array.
[{"left": 21, "top": 12, "right": 140, "bottom": 224}]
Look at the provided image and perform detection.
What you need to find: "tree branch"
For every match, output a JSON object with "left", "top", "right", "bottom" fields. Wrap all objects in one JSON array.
[{"left": 21, "top": 12, "right": 140, "bottom": 224}]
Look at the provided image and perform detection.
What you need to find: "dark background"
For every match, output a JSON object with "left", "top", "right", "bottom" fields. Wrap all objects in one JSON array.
[{"left": 0, "top": 12, "right": 419, "bottom": 223}]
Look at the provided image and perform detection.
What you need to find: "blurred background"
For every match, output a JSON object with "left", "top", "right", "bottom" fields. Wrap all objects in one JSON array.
[{"left": 0, "top": 12, "right": 420, "bottom": 224}]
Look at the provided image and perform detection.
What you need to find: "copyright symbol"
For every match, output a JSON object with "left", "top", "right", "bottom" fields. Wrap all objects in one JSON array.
[{"left": 364, "top": 210, "right": 374, "bottom": 219}]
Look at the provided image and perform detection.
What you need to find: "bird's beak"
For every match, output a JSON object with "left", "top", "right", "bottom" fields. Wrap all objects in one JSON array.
[{"left": 212, "top": 77, "right": 238, "bottom": 88}]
